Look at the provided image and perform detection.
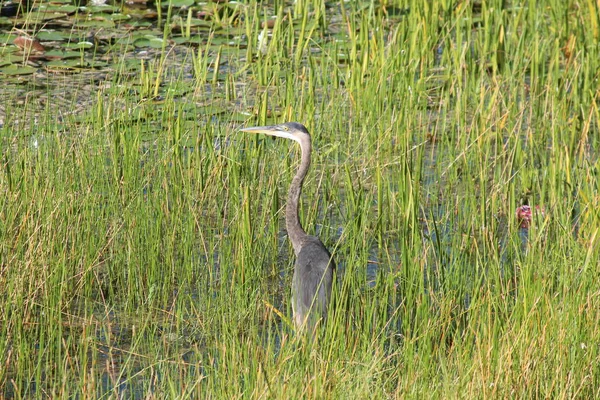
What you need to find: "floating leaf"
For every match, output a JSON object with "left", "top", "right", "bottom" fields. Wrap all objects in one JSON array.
[
  {"left": 39, "top": 4, "right": 79, "bottom": 13},
  {"left": 46, "top": 58, "right": 108, "bottom": 71},
  {"left": 107, "top": 13, "right": 133, "bottom": 21},
  {"left": 0, "top": 64, "right": 36, "bottom": 75},
  {"left": 0, "top": 53, "right": 25, "bottom": 63},
  {"left": 112, "top": 58, "right": 142, "bottom": 71},
  {"left": 44, "top": 50, "right": 83, "bottom": 59},
  {"left": 172, "top": 36, "right": 206, "bottom": 45},
  {"left": 0, "top": 33, "right": 16, "bottom": 42},
  {"left": 13, "top": 36, "right": 46, "bottom": 53},
  {"left": 0, "top": 46, "right": 19, "bottom": 55},
  {"left": 169, "top": 0, "right": 194, "bottom": 7},
  {"left": 63, "top": 41, "right": 94, "bottom": 49},
  {"left": 14, "top": 11, "right": 75, "bottom": 22},
  {"left": 133, "top": 36, "right": 166, "bottom": 48},
  {"left": 84, "top": 5, "right": 121, "bottom": 13},
  {"left": 77, "top": 19, "right": 115, "bottom": 28},
  {"left": 36, "top": 31, "right": 68, "bottom": 41}
]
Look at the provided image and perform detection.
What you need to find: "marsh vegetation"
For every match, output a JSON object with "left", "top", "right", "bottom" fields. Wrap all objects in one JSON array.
[{"left": 1, "top": 0, "right": 599, "bottom": 398}]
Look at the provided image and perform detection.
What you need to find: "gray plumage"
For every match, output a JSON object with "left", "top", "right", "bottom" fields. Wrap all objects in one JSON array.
[
  {"left": 292, "top": 236, "right": 334, "bottom": 328},
  {"left": 240, "top": 122, "right": 335, "bottom": 331}
]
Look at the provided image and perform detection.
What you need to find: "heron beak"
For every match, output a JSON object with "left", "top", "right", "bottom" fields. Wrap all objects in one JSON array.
[
  {"left": 240, "top": 125, "right": 294, "bottom": 141},
  {"left": 240, "top": 125, "right": 280, "bottom": 135}
]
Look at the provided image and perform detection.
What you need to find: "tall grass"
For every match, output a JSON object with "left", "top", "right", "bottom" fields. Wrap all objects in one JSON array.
[{"left": 1, "top": 0, "right": 599, "bottom": 398}]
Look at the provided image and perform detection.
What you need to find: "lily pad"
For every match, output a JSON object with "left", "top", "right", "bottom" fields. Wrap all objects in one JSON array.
[
  {"left": 169, "top": 0, "right": 195, "bottom": 7},
  {"left": 133, "top": 36, "right": 166, "bottom": 48},
  {"left": 39, "top": 4, "right": 79, "bottom": 13},
  {"left": 164, "top": 82, "right": 193, "bottom": 97},
  {"left": 172, "top": 36, "right": 206, "bottom": 45},
  {"left": 63, "top": 41, "right": 94, "bottom": 50},
  {"left": 44, "top": 50, "right": 84, "bottom": 59},
  {"left": 12, "top": 11, "right": 73, "bottom": 23},
  {"left": 36, "top": 31, "right": 68, "bottom": 41},
  {"left": 0, "top": 46, "right": 19, "bottom": 54},
  {"left": 84, "top": 5, "right": 121, "bottom": 13},
  {"left": 46, "top": 58, "right": 107, "bottom": 70},
  {"left": 0, "top": 53, "right": 25, "bottom": 63},
  {"left": 0, "top": 64, "right": 36, "bottom": 75},
  {"left": 76, "top": 19, "right": 115, "bottom": 28},
  {"left": 127, "top": 20, "right": 153, "bottom": 28},
  {"left": 0, "top": 33, "right": 16, "bottom": 42},
  {"left": 112, "top": 57, "right": 142, "bottom": 71},
  {"left": 106, "top": 13, "right": 133, "bottom": 21},
  {"left": 13, "top": 36, "right": 46, "bottom": 52}
]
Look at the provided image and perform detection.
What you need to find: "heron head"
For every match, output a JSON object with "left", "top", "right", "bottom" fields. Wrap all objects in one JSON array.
[{"left": 240, "top": 122, "right": 310, "bottom": 144}]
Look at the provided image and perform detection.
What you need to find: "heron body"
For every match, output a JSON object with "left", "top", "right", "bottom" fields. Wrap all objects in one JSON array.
[
  {"left": 240, "top": 122, "right": 335, "bottom": 331},
  {"left": 292, "top": 236, "right": 334, "bottom": 328}
]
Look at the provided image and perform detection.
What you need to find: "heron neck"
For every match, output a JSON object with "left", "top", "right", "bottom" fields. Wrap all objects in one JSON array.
[{"left": 286, "top": 136, "right": 311, "bottom": 255}]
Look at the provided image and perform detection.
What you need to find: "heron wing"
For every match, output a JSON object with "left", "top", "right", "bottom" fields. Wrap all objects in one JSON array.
[{"left": 293, "top": 237, "right": 335, "bottom": 325}]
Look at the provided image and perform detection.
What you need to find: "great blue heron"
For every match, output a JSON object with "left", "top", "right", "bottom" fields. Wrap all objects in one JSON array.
[{"left": 240, "top": 122, "right": 335, "bottom": 331}]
